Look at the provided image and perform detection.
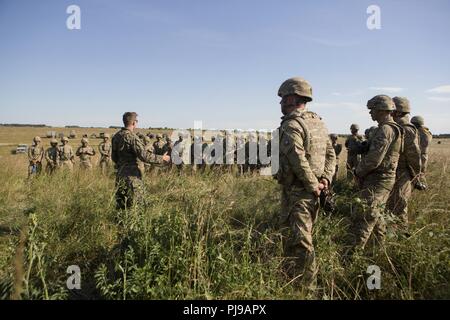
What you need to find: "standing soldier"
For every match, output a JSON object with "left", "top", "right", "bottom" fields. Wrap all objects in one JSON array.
[
  {"left": 152, "top": 134, "right": 165, "bottom": 156},
  {"left": 386, "top": 97, "right": 422, "bottom": 228},
  {"left": 330, "top": 134, "right": 342, "bottom": 182},
  {"left": 112, "top": 112, "right": 170, "bottom": 209},
  {"left": 28, "top": 136, "right": 44, "bottom": 177},
  {"left": 345, "top": 124, "right": 365, "bottom": 179},
  {"left": 276, "top": 77, "right": 336, "bottom": 291},
  {"left": 76, "top": 138, "right": 96, "bottom": 170},
  {"left": 59, "top": 137, "right": 75, "bottom": 171},
  {"left": 349, "top": 95, "right": 403, "bottom": 253},
  {"left": 99, "top": 133, "right": 112, "bottom": 174},
  {"left": 45, "top": 138, "right": 60, "bottom": 174},
  {"left": 411, "top": 116, "right": 433, "bottom": 187}
]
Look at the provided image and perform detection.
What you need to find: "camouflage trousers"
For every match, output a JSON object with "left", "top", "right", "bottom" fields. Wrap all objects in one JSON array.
[
  {"left": 45, "top": 163, "right": 58, "bottom": 175},
  {"left": 100, "top": 158, "right": 112, "bottom": 174},
  {"left": 115, "top": 174, "right": 145, "bottom": 210},
  {"left": 346, "top": 154, "right": 360, "bottom": 179},
  {"left": 349, "top": 176, "right": 395, "bottom": 251},
  {"left": 28, "top": 162, "right": 42, "bottom": 177},
  {"left": 79, "top": 160, "right": 93, "bottom": 170},
  {"left": 387, "top": 170, "right": 413, "bottom": 227},
  {"left": 280, "top": 185, "right": 319, "bottom": 289}
]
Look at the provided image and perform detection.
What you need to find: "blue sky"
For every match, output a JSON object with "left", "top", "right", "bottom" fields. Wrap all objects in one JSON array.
[{"left": 1, "top": 0, "right": 449, "bottom": 133}]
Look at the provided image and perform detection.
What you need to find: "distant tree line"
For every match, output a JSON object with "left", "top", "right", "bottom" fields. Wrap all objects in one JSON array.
[{"left": 0, "top": 123, "right": 48, "bottom": 127}]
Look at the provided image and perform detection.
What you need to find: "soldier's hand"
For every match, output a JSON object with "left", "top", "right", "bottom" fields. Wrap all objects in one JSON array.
[
  {"left": 319, "top": 178, "right": 329, "bottom": 191},
  {"left": 313, "top": 183, "right": 325, "bottom": 197},
  {"left": 162, "top": 153, "right": 170, "bottom": 163}
]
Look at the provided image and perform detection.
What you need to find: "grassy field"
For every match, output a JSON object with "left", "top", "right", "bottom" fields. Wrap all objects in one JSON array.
[{"left": 0, "top": 126, "right": 449, "bottom": 300}]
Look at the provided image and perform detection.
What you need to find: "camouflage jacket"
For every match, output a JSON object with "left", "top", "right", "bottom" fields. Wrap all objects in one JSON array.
[
  {"left": 332, "top": 143, "right": 343, "bottom": 160},
  {"left": 152, "top": 140, "right": 166, "bottom": 155},
  {"left": 396, "top": 117, "right": 421, "bottom": 178},
  {"left": 28, "top": 144, "right": 44, "bottom": 163},
  {"left": 45, "top": 147, "right": 59, "bottom": 165},
  {"left": 112, "top": 128, "right": 164, "bottom": 176},
  {"left": 58, "top": 145, "right": 75, "bottom": 162},
  {"left": 418, "top": 126, "right": 432, "bottom": 156},
  {"left": 98, "top": 142, "right": 112, "bottom": 160},
  {"left": 356, "top": 119, "right": 403, "bottom": 180},
  {"left": 76, "top": 146, "right": 96, "bottom": 162},
  {"left": 277, "top": 109, "right": 336, "bottom": 192},
  {"left": 345, "top": 134, "right": 365, "bottom": 155}
]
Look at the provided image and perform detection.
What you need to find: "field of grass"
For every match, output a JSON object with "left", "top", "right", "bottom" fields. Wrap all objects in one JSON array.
[{"left": 0, "top": 126, "right": 449, "bottom": 300}]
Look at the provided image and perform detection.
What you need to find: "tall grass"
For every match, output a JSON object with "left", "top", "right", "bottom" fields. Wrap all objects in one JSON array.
[{"left": 0, "top": 150, "right": 449, "bottom": 300}]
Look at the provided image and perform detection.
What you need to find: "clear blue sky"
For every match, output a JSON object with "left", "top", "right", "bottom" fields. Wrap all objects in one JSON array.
[{"left": 1, "top": 0, "right": 449, "bottom": 133}]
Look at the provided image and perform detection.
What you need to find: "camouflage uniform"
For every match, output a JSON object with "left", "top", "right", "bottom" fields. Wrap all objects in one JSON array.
[
  {"left": 330, "top": 134, "right": 342, "bottom": 182},
  {"left": 387, "top": 97, "right": 421, "bottom": 227},
  {"left": 350, "top": 95, "right": 403, "bottom": 251},
  {"left": 99, "top": 135, "right": 112, "bottom": 174},
  {"left": 58, "top": 138, "right": 75, "bottom": 171},
  {"left": 345, "top": 125, "right": 365, "bottom": 179},
  {"left": 28, "top": 136, "right": 44, "bottom": 177},
  {"left": 112, "top": 128, "right": 165, "bottom": 209},
  {"left": 276, "top": 77, "right": 336, "bottom": 288},
  {"left": 45, "top": 139, "right": 59, "bottom": 174},
  {"left": 411, "top": 116, "right": 432, "bottom": 175},
  {"left": 76, "top": 138, "right": 96, "bottom": 170}
]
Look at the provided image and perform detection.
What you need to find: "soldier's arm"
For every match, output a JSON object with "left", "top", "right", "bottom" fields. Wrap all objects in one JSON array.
[
  {"left": 323, "top": 138, "right": 336, "bottom": 183},
  {"left": 38, "top": 147, "right": 45, "bottom": 162},
  {"left": 356, "top": 125, "right": 394, "bottom": 178},
  {"left": 404, "top": 126, "right": 422, "bottom": 177},
  {"left": 281, "top": 122, "right": 319, "bottom": 193},
  {"left": 89, "top": 147, "right": 96, "bottom": 156},
  {"left": 28, "top": 147, "right": 33, "bottom": 162},
  {"left": 45, "top": 149, "right": 51, "bottom": 163},
  {"left": 131, "top": 135, "right": 165, "bottom": 164},
  {"left": 98, "top": 144, "right": 106, "bottom": 156},
  {"left": 76, "top": 147, "right": 82, "bottom": 156}
]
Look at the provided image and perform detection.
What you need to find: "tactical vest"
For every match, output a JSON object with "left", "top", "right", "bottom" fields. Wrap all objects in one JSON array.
[
  {"left": 373, "top": 122, "right": 403, "bottom": 176},
  {"left": 59, "top": 145, "right": 73, "bottom": 161},
  {"left": 397, "top": 123, "right": 417, "bottom": 171},
  {"left": 279, "top": 111, "right": 329, "bottom": 182}
]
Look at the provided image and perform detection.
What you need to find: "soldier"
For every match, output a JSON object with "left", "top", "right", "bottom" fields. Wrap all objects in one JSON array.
[
  {"left": 345, "top": 124, "right": 365, "bottom": 179},
  {"left": 349, "top": 95, "right": 403, "bottom": 253},
  {"left": 386, "top": 97, "right": 422, "bottom": 228},
  {"left": 276, "top": 77, "right": 336, "bottom": 290},
  {"left": 45, "top": 138, "right": 60, "bottom": 174},
  {"left": 411, "top": 116, "right": 433, "bottom": 185},
  {"left": 28, "top": 136, "right": 44, "bottom": 177},
  {"left": 58, "top": 137, "right": 75, "bottom": 171},
  {"left": 143, "top": 136, "right": 155, "bottom": 173},
  {"left": 112, "top": 112, "right": 170, "bottom": 209},
  {"left": 76, "top": 138, "right": 96, "bottom": 170},
  {"left": 152, "top": 134, "right": 165, "bottom": 155},
  {"left": 330, "top": 134, "right": 342, "bottom": 182},
  {"left": 98, "top": 133, "right": 112, "bottom": 174}
]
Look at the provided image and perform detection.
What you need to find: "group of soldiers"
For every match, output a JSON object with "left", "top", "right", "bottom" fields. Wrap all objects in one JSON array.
[
  {"left": 27, "top": 135, "right": 113, "bottom": 176},
  {"left": 25, "top": 76, "right": 434, "bottom": 294},
  {"left": 274, "top": 77, "right": 432, "bottom": 292}
]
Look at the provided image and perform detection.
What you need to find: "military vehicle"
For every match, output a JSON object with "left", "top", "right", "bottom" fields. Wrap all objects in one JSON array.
[
  {"left": 69, "top": 130, "right": 77, "bottom": 139},
  {"left": 12, "top": 144, "right": 28, "bottom": 154}
]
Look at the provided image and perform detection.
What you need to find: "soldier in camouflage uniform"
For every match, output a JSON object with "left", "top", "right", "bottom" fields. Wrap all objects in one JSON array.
[
  {"left": 112, "top": 112, "right": 170, "bottom": 209},
  {"left": 76, "top": 138, "right": 96, "bottom": 170},
  {"left": 45, "top": 138, "right": 60, "bottom": 174},
  {"left": 28, "top": 136, "right": 44, "bottom": 177},
  {"left": 330, "top": 134, "right": 342, "bottom": 183},
  {"left": 411, "top": 116, "right": 433, "bottom": 185},
  {"left": 58, "top": 137, "right": 75, "bottom": 171},
  {"left": 276, "top": 77, "right": 336, "bottom": 290},
  {"left": 99, "top": 134, "right": 112, "bottom": 174},
  {"left": 349, "top": 95, "right": 403, "bottom": 252},
  {"left": 152, "top": 134, "right": 165, "bottom": 155},
  {"left": 143, "top": 136, "right": 155, "bottom": 173},
  {"left": 345, "top": 124, "right": 365, "bottom": 179},
  {"left": 386, "top": 97, "right": 422, "bottom": 228}
]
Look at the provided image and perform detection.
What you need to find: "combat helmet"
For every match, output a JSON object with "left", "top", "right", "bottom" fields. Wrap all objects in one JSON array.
[
  {"left": 393, "top": 96, "right": 411, "bottom": 113},
  {"left": 411, "top": 116, "right": 425, "bottom": 126},
  {"left": 33, "top": 136, "right": 41, "bottom": 143},
  {"left": 330, "top": 134, "right": 338, "bottom": 140},
  {"left": 367, "top": 95, "right": 395, "bottom": 111},
  {"left": 61, "top": 136, "right": 69, "bottom": 142},
  {"left": 81, "top": 137, "right": 89, "bottom": 144},
  {"left": 278, "top": 77, "right": 313, "bottom": 101},
  {"left": 50, "top": 138, "right": 58, "bottom": 145},
  {"left": 350, "top": 124, "right": 360, "bottom": 131},
  {"left": 103, "top": 133, "right": 110, "bottom": 139}
]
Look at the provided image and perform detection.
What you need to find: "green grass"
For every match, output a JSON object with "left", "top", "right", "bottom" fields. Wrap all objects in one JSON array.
[{"left": 0, "top": 134, "right": 449, "bottom": 300}]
